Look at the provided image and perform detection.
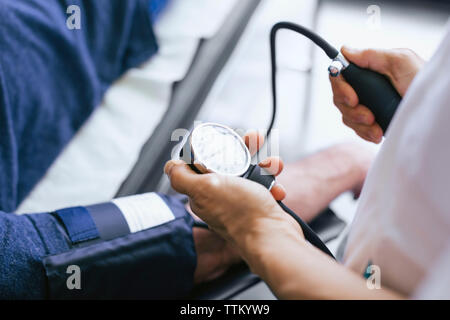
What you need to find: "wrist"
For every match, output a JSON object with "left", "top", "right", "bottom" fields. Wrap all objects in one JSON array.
[
  {"left": 229, "top": 210, "right": 304, "bottom": 270},
  {"left": 248, "top": 219, "right": 307, "bottom": 281}
]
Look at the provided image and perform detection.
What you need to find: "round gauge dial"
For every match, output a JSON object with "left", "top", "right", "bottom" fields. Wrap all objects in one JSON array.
[{"left": 190, "top": 123, "right": 251, "bottom": 176}]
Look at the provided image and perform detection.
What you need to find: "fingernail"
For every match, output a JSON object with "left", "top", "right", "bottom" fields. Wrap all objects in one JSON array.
[
  {"left": 277, "top": 183, "right": 286, "bottom": 193},
  {"left": 259, "top": 158, "right": 271, "bottom": 167},
  {"left": 271, "top": 183, "right": 287, "bottom": 201},
  {"left": 370, "top": 132, "right": 381, "bottom": 142}
]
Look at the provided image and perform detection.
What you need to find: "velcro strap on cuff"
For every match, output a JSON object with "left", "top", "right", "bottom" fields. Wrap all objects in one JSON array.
[{"left": 53, "top": 207, "right": 99, "bottom": 244}]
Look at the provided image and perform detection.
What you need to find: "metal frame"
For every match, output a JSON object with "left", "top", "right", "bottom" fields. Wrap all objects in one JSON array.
[{"left": 116, "top": 0, "right": 262, "bottom": 197}]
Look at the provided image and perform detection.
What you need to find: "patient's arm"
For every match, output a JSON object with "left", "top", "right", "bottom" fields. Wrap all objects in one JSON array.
[
  {"left": 3, "top": 195, "right": 199, "bottom": 299},
  {"left": 277, "top": 143, "right": 374, "bottom": 222}
]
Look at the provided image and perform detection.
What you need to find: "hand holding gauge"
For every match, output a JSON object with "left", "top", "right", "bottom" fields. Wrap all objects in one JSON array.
[{"left": 172, "top": 123, "right": 335, "bottom": 258}]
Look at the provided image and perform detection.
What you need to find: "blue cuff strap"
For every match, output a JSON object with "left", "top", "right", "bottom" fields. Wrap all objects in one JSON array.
[
  {"left": 53, "top": 207, "right": 99, "bottom": 244},
  {"left": 87, "top": 202, "right": 130, "bottom": 241}
]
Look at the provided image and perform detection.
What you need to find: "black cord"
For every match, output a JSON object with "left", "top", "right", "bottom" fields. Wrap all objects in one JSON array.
[
  {"left": 266, "top": 22, "right": 339, "bottom": 140},
  {"left": 278, "top": 202, "right": 335, "bottom": 258},
  {"left": 265, "top": 22, "right": 338, "bottom": 259}
]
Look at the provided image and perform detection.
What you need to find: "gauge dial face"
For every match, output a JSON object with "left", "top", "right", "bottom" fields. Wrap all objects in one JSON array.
[{"left": 190, "top": 123, "right": 251, "bottom": 176}]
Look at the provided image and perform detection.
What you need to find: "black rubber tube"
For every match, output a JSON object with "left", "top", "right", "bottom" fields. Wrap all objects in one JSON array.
[
  {"left": 278, "top": 202, "right": 335, "bottom": 259},
  {"left": 247, "top": 165, "right": 336, "bottom": 259},
  {"left": 268, "top": 22, "right": 339, "bottom": 138}
]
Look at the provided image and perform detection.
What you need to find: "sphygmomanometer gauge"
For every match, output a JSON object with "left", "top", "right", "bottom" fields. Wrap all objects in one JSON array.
[{"left": 187, "top": 123, "right": 251, "bottom": 176}]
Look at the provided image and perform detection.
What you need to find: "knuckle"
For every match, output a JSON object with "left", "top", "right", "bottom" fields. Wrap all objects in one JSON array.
[
  {"left": 356, "top": 131, "right": 370, "bottom": 141},
  {"left": 332, "top": 96, "right": 339, "bottom": 106},
  {"left": 341, "top": 106, "right": 353, "bottom": 118},
  {"left": 351, "top": 106, "right": 369, "bottom": 121},
  {"left": 333, "top": 96, "right": 344, "bottom": 108},
  {"left": 200, "top": 174, "right": 222, "bottom": 191},
  {"left": 363, "top": 48, "right": 376, "bottom": 60},
  {"left": 396, "top": 48, "right": 414, "bottom": 58},
  {"left": 342, "top": 115, "right": 351, "bottom": 127},
  {"left": 342, "top": 116, "right": 357, "bottom": 131},
  {"left": 193, "top": 175, "right": 223, "bottom": 208},
  {"left": 391, "top": 50, "right": 407, "bottom": 62},
  {"left": 169, "top": 171, "right": 184, "bottom": 191},
  {"left": 348, "top": 112, "right": 361, "bottom": 124},
  {"left": 347, "top": 104, "right": 359, "bottom": 114},
  {"left": 389, "top": 48, "right": 416, "bottom": 67},
  {"left": 356, "top": 125, "right": 369, "bottom": 134},
  {"left": 169, "top": 165, "right": 183, "bottom": 182}
]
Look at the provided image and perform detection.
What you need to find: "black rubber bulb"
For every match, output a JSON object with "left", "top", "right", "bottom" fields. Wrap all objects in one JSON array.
[{"left": 340, "top": 63, "right": 401, "bottom": 133}]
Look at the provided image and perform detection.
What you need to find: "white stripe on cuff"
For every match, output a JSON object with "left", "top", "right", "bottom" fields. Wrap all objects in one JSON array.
[{"left": 112, "top": 193, "right": 175, "bottom": 233}]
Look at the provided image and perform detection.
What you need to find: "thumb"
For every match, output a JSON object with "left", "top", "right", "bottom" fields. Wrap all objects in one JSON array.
[
  {"left": 341, "top": 46, "right": 393, "bottom": 79},
  {"left": 164, "top": 160, "right": 201, "bottom": 197}
]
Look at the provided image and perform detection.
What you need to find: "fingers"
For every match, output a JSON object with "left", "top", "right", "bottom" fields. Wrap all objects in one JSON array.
[
  {"left": 342, "top": 116, "right": 383, "bottom": 144},
  {"left": 330, "top": 75, "right": 379, "bottom": 142},
  {"left": 244, "top": 131, "right": 265, "bottom": 156},
  {"left": 258, "top": 156, "right": 285, "bottom": 200},
  {"left": 270, "top": 183, "right": 286, "bottom": 201},
  {"left": 341, "top": 46, "right": 393, "bottom": 78},
  {"left": 245, "top": 133, "right": 286, "bottom": 184},
  {"left": 330, "top": 48, "right": 388, "bottom": 143},
  {"left": 259, "top": 156, "right": 284, "bottom": 176},
  {"left": 338, "top": 104, "right": 376, "bottom": 127},
  {"left": 329, "top": 74, "right": 359, "bottom": 108},
  {"left": 164, "top": 160, "right": 201, "bottom": 197}
]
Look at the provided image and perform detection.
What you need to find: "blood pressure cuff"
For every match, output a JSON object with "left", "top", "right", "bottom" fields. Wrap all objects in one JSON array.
[{"left": 42, "top": 193, "right": 196, "bottom": 299}]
